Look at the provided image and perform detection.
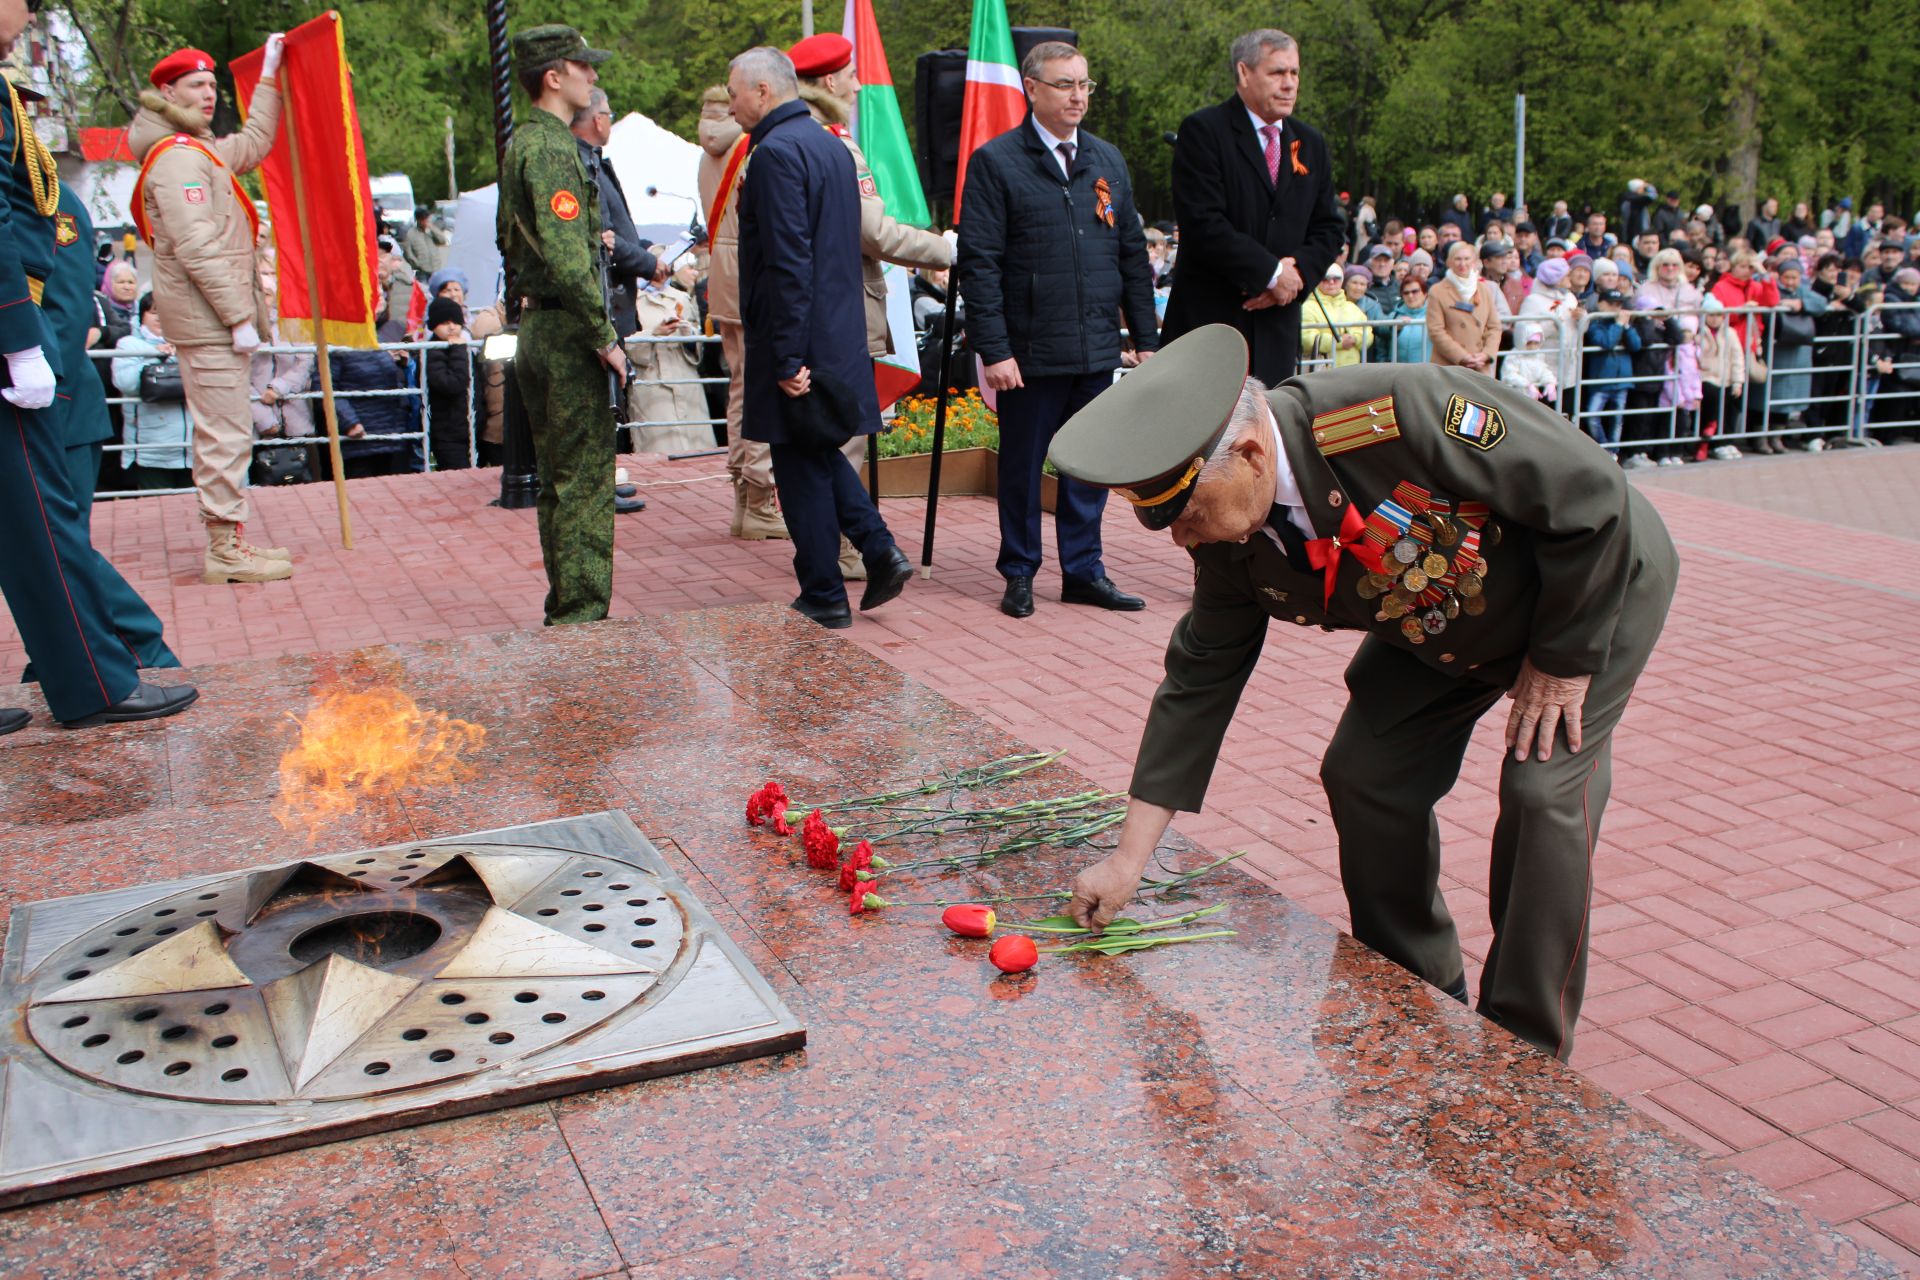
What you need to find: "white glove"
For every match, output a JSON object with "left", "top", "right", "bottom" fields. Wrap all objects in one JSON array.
[
  {"left": 2, "top": 347, "right": 55, "bottom": 411},
  {"left": 230, "top": 321, "right": 262, "bottom": 354},
  {"left": 261, "top": 33, "right": 286, "bottom": 76}
]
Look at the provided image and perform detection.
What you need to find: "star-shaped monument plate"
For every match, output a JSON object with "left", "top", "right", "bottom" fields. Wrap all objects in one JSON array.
[{"left": 0, "top": 812, "right": 804, "bottom": 1207}]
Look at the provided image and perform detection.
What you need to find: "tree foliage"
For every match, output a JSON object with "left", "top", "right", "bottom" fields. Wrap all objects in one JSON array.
[{"left": 57, "top": 0, "right": 1920, "bottom": 225}]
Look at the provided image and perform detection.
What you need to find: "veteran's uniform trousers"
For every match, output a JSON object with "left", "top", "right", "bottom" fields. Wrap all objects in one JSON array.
[{"left": 1322, "top": 489, "right": 1676, "bottom": 1059}]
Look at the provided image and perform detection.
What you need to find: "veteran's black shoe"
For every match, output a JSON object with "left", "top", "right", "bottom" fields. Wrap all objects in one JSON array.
[
  {"left": 615, "top": 483, "right": 637, "bottom": 498},
  {"left": 1000, "top": 575, "right": 1035, "bottom": 618},
  {"left": 61, "top": 681, "right": 199, "bottom": 729},
  {"left": 790, "top": 596, "right": 852, "bottom": 630},
  {"left": 0, "top": 707, "right": 29, "bottom": 736},
  {"left": 1061, "top": 576, "right": 1144, "bottom": 611},
  {"left": 616, "top": 493, "right": 647, "bottom": 514},
  {"left": 859, "top": 547, "right": 913, "bottom": 612},
  {"left": 1441, "top": 975, "right": 1470, "bottom": 1006}
]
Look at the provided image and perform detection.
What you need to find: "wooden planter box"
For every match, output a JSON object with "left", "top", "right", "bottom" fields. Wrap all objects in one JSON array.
[{"left": 865, "top": 446, "right": 1057, "bottom": 512}]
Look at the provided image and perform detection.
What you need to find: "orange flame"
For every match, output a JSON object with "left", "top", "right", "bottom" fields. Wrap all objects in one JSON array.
[{"left": 274, "top": 687, "right": 486, "bottom": 835}]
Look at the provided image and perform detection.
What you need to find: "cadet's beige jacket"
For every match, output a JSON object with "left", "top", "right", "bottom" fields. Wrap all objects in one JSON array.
[
  {"left": 128, "top": 81, "right": 279, "bottom": 347},
  {"left": 799, "top": 86, "right": 951, "bottom": 357},
  {"left": 696, "top": 99, "right": 745, "bottom": 326}
]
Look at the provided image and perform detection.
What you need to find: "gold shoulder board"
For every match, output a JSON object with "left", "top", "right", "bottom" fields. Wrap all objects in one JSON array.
[{"left": 1311, "top": 395, "right": 1399, "bottom": 457}]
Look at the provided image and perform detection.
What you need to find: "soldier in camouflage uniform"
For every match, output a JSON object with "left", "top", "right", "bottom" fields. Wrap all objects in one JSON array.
[{"left": 498, "top": 25, "right": 627, "bottom": 625}]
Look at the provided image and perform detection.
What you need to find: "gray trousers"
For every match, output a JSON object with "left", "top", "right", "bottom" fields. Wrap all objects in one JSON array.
[{"left": 1320, "top": 524, "right": 1677, "bottom": 1061}]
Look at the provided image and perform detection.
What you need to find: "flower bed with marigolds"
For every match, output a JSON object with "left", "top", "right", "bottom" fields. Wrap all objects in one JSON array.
[{"left": 877, "top": 390, "right": 998, "bottom": 458}]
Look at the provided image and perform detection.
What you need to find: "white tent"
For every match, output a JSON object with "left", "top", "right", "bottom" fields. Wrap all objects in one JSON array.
[{"left": 438, "top": 111, "right": 702, "bottom": 313}]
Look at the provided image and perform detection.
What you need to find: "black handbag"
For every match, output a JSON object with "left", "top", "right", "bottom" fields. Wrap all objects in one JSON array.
[
  {"left": 250, "top": 442, "right": 312, "bottom": 486},
  {"left": 1775, "top": 310, "right": 1816, "bottom": 347},
  {"left": 138, "top": 358, "right": 185, "bottom": 403}
]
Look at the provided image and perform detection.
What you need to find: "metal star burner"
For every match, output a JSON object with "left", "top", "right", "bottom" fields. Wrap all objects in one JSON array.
[{"left": 0, "top": 812, "right": 804, "bottom": 1207}]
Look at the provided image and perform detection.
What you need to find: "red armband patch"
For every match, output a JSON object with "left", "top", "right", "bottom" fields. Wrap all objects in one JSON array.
[{"left": 550, "top": 190, "right": 580, "bottom": 221}]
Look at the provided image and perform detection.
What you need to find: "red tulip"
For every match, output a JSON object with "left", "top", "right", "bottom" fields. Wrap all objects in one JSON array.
[
  {"left": 989, "top": 935, "right": 1038, "bottom": 974},
  {"left": 941, "top": 904, "right": 997, "bottom": 938}
]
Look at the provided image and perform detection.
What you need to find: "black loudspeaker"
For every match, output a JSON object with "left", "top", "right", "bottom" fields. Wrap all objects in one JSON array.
[{"left": 915, "top": 27, "right": 1078, "bottom": 209}]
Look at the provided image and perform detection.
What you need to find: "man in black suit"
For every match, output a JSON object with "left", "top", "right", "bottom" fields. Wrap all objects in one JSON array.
[
  {"left": 1160, "top": 29, "right": 1344, "bottom": 385},
  {"left": 955, "top": 40, "right": 1159, "bottom": 620},
  {"left": 570, "top": 87, "right": 657, "bottom": 341}
]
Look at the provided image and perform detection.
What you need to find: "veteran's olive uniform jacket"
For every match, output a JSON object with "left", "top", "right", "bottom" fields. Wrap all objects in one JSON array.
[{"left": 1131, "top": 364, "right": 1676, "bottom": 813}]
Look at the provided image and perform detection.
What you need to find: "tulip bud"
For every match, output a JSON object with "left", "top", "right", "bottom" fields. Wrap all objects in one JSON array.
[
  {"left": 941, "top": 904, "right": 997, "bottom": 938},
  {"left": 989, "top": 935, "right": 1038, "bottom": 974}
]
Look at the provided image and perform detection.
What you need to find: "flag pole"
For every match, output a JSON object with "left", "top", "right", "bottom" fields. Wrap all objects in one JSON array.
[
  {"left": 275, "top": 49, "right": 355, "bottom": 550},
  {"left": 918, "top": 279, "right": 959, "bottom": 576}
]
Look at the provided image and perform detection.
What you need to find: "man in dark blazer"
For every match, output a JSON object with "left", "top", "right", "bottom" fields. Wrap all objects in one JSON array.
[
  {"left": 955, "top": 40, "right": 1159, "bottom": 620},
  {"left": 730, "top": 46, "right": 912, "bottom": 630},
  {"left": 571, "top": 87, "right": 657, "bottom": 341},
  {"left": 1160, "top": 29, "right": 1344, "bottom": 386}
]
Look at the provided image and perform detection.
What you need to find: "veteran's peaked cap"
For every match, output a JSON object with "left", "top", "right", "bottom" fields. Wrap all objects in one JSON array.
[{"left": 1047, "top": 324, "right": 1250, "bottom": 530}]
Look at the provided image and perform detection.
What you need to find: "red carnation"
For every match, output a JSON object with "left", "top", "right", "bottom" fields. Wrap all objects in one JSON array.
[
  {"left": 849, "top": 886, "right": 888, "bottom": 915},
  {"left": 745, "top": 791, "right": 766, "bottom": 826},
  {"left": 802, "top": 809, "right": 842, "bottom": 869},
  {"left": 837, "top": 840, "right": 876, "bottom": 891},
  {"left": 746, "top": 781, "right": 788, "bottom": 828}
]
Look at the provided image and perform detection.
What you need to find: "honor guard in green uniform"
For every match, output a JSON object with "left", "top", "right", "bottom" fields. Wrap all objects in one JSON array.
[
  {"left": 0, "top": 9, "right": 195, "bottom": 729},
  {"left": 1054, "top": 325, "right": 1678, "bottom": 1060},
  {"left": 498, "top": 24, "right": 627, "bottom": 625}
]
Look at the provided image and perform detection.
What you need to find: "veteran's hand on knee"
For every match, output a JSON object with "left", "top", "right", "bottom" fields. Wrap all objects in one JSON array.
[{"left": 1505, "top": 658, "right": 1590, "bottom": 762}]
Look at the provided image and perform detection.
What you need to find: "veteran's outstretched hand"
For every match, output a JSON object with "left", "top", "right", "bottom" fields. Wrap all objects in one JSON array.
[
  {"left": 1067, "top": 797, "right": 1177, "bottom": 931},
  {"left": 1505, "top": 657, "right": 1590, "bottom": 762}
]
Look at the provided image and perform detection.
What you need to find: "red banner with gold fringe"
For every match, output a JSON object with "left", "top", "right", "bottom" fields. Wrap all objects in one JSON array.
[{"left": 232, "top": 12, "right": 380, "bottom": 348}]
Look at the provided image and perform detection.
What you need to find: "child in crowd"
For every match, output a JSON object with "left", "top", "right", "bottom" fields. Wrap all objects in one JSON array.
[
  {"left": 1581, "top": 290, "right": 1641, "bottom": 449},
  {"left": 1695, "top": 295, "right": 1747, "bottom": 459}
]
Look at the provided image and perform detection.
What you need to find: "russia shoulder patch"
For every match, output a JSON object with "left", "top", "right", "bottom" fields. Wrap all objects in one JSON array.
[{"left": 1443, "top": 394, "right": 1506, "bottom": 451}]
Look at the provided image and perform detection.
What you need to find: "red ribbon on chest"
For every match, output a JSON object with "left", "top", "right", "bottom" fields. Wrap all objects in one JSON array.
[{"left": 1304, "top": 503, "right": 1383, "bottom": 608}]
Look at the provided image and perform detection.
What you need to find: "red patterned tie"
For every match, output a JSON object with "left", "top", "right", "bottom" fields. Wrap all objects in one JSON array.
[{"left": 1261, "top": 124, "right": 1281, "bottom": 184}]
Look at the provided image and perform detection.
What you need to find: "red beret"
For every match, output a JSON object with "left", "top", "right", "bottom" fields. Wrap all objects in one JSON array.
[
  {"left": 150, "top": 48, "right": 218, "bottom": 88},
  {"left": 788, "top": 33, "right": 853, "bottom": 78}
]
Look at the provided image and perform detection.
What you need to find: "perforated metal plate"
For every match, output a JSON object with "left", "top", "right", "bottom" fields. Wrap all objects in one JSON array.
[{"left": 0, "top": 812, "right": 804, "bottom": 1207}]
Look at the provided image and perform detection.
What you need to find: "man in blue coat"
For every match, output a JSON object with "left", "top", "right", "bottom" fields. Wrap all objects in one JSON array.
[
  {"left": 730, "top": 45, "right": 911, "bottom": 630},
  {"left": 957, "top": 40, "right": 1160, "bottom": 620},
  {"left": 0, "top": 4, "right": 195, "bottom": 729}
]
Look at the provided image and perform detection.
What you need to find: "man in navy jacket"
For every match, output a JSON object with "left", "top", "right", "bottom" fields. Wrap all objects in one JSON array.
[
  {"left": 1159, "top": 29, "right": 1344, "bottom": 387},
  {"left": 956, "top": 40, "right": 1159, "bottom": 620},
  {"left": 732, "top": 46, "right": 912, "bottom": 630}
]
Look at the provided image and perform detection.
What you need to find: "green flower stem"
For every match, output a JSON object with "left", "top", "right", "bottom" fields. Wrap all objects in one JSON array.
[
  {"left": 796, "top": 750, "right": 1067, "bottom": 814},
  {"left": 868, "top": 890, "right": 1072, "bottom": 909},
  {"left": 1040, "top": 930, "right": 1238, "bottom": 955}
]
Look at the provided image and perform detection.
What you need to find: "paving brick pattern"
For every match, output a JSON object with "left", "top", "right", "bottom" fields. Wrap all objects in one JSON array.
[{"left": 9, "top": 445, "right": 1920, "bottom": 1272}]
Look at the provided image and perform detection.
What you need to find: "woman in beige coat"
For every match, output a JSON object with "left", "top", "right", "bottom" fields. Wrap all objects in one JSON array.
[
  {"left": 626, "top": 257, "right": 718, "bottom": 454},
  {"left": 1425, "top": 240, "right": 1503, "bottom": 374}
]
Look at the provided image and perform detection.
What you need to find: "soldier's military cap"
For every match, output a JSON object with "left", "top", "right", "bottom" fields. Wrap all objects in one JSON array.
[
  {"left": 1048, "top": 324, "right": 1250, "bottom": 530},
  {"left": 511, "top": 25, "right": 611, "bottom": 72},
  {"left": 789, "top": 33, "right": 854, "bottom": 77}
]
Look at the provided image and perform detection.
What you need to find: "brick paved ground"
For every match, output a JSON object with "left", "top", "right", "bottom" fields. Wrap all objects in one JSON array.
[{"left": 8, "top": 445, "right": 1920, "bottom": 1272}]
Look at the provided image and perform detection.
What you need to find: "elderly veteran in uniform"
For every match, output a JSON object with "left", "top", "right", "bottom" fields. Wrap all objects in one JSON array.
[{"left": 1057, "top": 325, "right": 1677, "bottom": 1060}]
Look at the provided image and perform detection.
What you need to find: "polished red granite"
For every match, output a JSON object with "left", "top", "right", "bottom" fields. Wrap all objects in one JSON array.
[{"left": 0, "top": 605, "right": 1895, "bottom": 1278}]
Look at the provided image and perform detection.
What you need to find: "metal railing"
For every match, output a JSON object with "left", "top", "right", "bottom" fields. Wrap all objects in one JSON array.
[
  {"left": 86, "top": 330, "right": 729, "bottom": 500},
  {"left": 1295, "top": 298, "right": 1920, "bottom": 457}
]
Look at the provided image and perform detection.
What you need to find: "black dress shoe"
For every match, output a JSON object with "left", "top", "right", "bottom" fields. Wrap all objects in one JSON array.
[
  {"left": 0, "top": 707, "right": 28, "bottom": 736},
  {"left": 790, "top": 597, "right": 852, "bottom": 630},
  {"left": 859, "top": 547, "right": 913, "bottom": 612},
  {"left": 616, "top": 494, "right": 647, "bottom": 514},
  {"left": 61, "top": 681, "right": 199, "bottom": 729},
  {"left": 1441, "top": 975, "right": 1470, "bottom": 1006},
  {"left": 1061, "top": 576, "right": 1144, "bottom": 611},
  {"left": 1000, "top": 576, "right": 1035, "bottom": 618},
  {"left": 615, "top": 483, "right": 637, "bottom": 498}
]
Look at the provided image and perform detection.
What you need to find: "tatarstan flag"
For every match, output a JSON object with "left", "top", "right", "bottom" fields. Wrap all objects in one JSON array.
[
  {"left": 843, "top": 0, "right": 930, "bottom": 409},
  {"left": 842, "top": 0, "right": 929, "bottom": 228},
  {"left": 953, "top": 0, "right": 1025, "bottom": 221}
]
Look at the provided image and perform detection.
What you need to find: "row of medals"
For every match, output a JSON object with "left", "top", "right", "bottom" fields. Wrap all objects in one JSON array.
[{"left": 1354, "top": 514, "right": 1495, "bottom": 646}]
